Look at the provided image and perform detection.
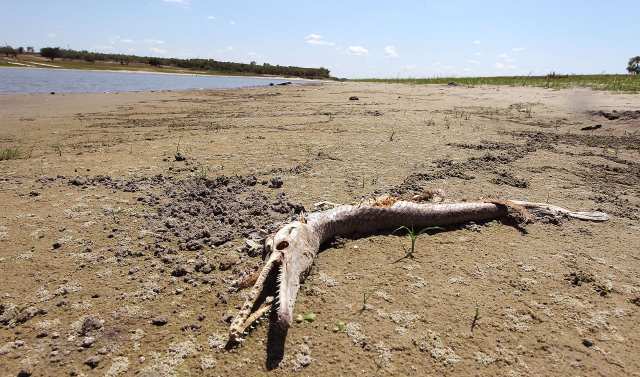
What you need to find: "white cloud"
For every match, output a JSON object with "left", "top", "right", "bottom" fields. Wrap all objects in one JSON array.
[
  {"left": 467, "top": 59, "right": 480, "bottom": 65},
  {"left": 150, "top": 47, "right": 167, "bottom": 54},
  {"left": 162, "top": 0, "right": 189, "bottom": 3},
  {"left": 498, "top": 53, "right": 516, "bottom": 63},
  {"left": 402, "top": 64, "right": 417, "bottom": 71},
  {"left": 120, "top": 38, "right": 134, "bottom": 44},
  {"left": 247, "top": 52, "right": 258, "bottom": 57},
  {"left": 304, "top": 34, "right": 335, "bottom": 46},
  {"left": 47, "top": 32, "right": 57, "bottom": 38},
  {"left": 384, "top": 45, "right": 399, "bottom": 58},
  {"left": 512, "top": 47, "right": 526, "bottom": 52},
  {"left": 216, "top": 46, "right": 233, "bottom": 53},
  {"left": 144, "top": 39, "right": 165, "bottom": 45},
  {"left": 229, "top": 20, "right": 236, "bottom": 25},
  {"left": 207, "top": 15, "right": 216, "bottom": 20},
  {"left": 347, "top": 46, "right": 368, "bottom": 56},
  {"left": 472, "top": 40, "right": 481, "bottom": 45},
  {"left": 495, "top": 62, "right": 516, "bottom": 70}
]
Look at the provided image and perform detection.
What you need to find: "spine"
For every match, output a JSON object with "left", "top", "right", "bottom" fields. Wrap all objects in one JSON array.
[{"left": 308, "top": 201, "right": 507, "bottom": 244}]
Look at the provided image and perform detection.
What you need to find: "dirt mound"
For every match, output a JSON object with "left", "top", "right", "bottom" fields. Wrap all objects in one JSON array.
[
  {"left": 589, "top": 109, "right": 640, "bottom": 121},
  {"left": 146, "top": 175, "right": 304, "bottom": 252},
  {"left": 64, "top": 173, "right": 304, "bottom": 254},
  {"left": 386, "top": 141, "right": 538, "bottom": 195}
]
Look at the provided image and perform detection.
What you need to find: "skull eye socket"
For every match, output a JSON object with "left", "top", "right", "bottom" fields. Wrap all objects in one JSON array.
[{"left": 276, "top": 241, "right": 289, "bottom": 250}]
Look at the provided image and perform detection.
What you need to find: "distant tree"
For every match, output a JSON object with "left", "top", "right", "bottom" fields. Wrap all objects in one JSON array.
[
  {"left": 26, "top": 46, "right": 34, "bottom": 53},
  {"left": 40, "top": 47, "right": 62, "bottom": 61},
  {"left": 1, "top": 45, "right": 17, "bottom": 58},
  {"left": 628, "top": 56, "right": 640, "bottom": 75},
  {"left": 17, "top": 47, "right": 24, "bottom": 55},
  {"left": 148, "top": 57, "right": 161, "bottom": 66}
]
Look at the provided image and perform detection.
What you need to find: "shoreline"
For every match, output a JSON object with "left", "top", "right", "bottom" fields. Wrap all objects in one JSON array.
[
  {"left": 0, "top": 65, "right": 328, "bottom": 95},
  {"left": 0, "top": 64, "right": 328, "bottom": 82}
]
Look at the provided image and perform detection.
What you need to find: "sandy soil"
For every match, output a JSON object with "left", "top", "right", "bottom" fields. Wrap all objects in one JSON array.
[{"left": 1, "top": 82, "right": 639, "bottom": 377}]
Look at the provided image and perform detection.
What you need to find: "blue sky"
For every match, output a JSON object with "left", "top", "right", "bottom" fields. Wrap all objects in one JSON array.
[{"left": 2, "top": 1, "right": 637, "bottom": 78}]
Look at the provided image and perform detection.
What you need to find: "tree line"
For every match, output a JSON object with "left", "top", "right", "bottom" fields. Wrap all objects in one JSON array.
[{"left": 1, "top": 45, "right": 330, "bottom": 79}]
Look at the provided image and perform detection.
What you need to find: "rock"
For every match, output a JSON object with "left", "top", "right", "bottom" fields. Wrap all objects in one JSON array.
[
  {"left": 52, "top": 242, "right": 62, "bottom": 250},
  {"left": 199, "top": 264, "right": 214, "bottom": 274},
  {"left": 349, "top": 96, "right": 359, "bottom": 101},
  {"left": 84, "top": 355, "right": 102, "bottom": 369},
  {"left": 17, "top": 369, "right": 32, "bottom": 377},
  {"left": 447, "top": 81, "right": 459, "bottom": 86},
  {"left": 218, "top": 256, "right": 239, "bottom": 271},
  {"left": 581, "top": 124, "right": 602, "bottom": 131},
  {"left": 171, "top": 266, "right": 188, "bottom": 277},
  {"left": 79, "top": 316, "right": 103, "bottom": 336},
  {"left": 582, "top": 339, "right": 594, "bottom": 347},
  {"left": 268, "top": 176, "right": 283, "bottom": 189},
  {"left": 16, "top": 307, "right": 46, "bottom": 324},
  {"left": 174, "top": 152, "right": 186, "bottom": 162},
  {"left": 151, "top": 317, "right": 168, "bottom": 326},
  {"left": 81, "top": 336, "right": 95, "bottom": 348},
  {"left": 70, "top": 176, "right": 87, "bottom": 186}
]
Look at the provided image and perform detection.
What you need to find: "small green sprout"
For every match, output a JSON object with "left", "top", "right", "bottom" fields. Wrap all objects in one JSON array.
[
  {"left": 393, "top": 225, "right": 443, "bottom": 262},
  {"left": 296, "top": 312, "right": 316, "bottom": 323},
  {"left": 333, "top": 320, "right": 347, "bottom": 332}
]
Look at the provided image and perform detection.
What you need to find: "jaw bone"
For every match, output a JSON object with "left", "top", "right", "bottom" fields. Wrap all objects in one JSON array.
[{"left": 228, "top": 221, "right": 318, "bottom": 343}]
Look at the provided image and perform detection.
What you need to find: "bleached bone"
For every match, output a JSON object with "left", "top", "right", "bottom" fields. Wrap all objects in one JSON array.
[{"left": 228, "top": 198, "right": 607, "bottom": 343}]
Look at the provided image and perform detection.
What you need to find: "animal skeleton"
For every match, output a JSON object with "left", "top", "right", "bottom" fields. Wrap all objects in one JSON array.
[{"left": 228, "top": 197, "right": 608, "bottom": 343}]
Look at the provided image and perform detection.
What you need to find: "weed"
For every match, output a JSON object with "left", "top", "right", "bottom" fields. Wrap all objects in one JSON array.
[
  {"left": 470, "top": 303, "right": 481, "bottom": 333},
  {"left": 196, "top": 164, "right": 209, "bottom": 180},
  {"left": 361, "top": 292, "right": 369, "bottom": 312},
  {"left": 52, "top": 143, "right": 63, "bottom": 157},
  {"left": 109, "top": 207, "right": 123, "bottom": 224},
  {"left": 0, "top": 147, "right": 21, "bottom": 161},
  {"left": 393, "top": 226, "right": 442, "bottom": 262},
  {"left": 333, "top": 320, "right": 347, "bottom": 332}
]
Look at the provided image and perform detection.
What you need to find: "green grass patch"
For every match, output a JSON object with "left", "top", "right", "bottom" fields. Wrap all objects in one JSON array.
[
  {"left": 0, "top": 147, "right": 21, "bottom": 161},
  {"left": 355, "top": 74, "right": 640, "bottom": 93}
]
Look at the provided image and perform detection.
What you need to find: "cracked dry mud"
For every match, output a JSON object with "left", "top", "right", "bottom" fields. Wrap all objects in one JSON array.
[{"left": 1, "top": 82, "right": 639, "bottom": 376}]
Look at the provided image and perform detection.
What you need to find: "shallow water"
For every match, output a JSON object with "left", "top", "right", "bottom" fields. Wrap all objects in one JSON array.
[{"left": 0, "top": 67, "right": 301, "bottom": 94}]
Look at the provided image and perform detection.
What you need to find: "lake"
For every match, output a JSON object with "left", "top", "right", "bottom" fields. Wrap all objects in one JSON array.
[{"left": 0, "top": 67, "right": 304, "bottom": 94}]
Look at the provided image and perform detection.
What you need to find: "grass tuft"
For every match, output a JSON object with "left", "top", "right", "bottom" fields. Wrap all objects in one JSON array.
[{"left": 0, "top": 147, "right": 21, "bottom": 161}]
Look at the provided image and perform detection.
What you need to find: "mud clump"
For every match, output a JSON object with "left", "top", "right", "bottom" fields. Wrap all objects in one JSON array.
[
  {"left": 565, "top": 271, "right": 595, "bottom": 287},
  {"left": 148, "top": 175, "right": 304, "bottom": 252},
  {"left": 589, "top": 110, "right": 640, "bottom": 121},
  {"left": 491, "top": 171, "right": 529, "bottom": 188},
  {"left": 67, "top": 174, "right": 170, "bottom": 192}
]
